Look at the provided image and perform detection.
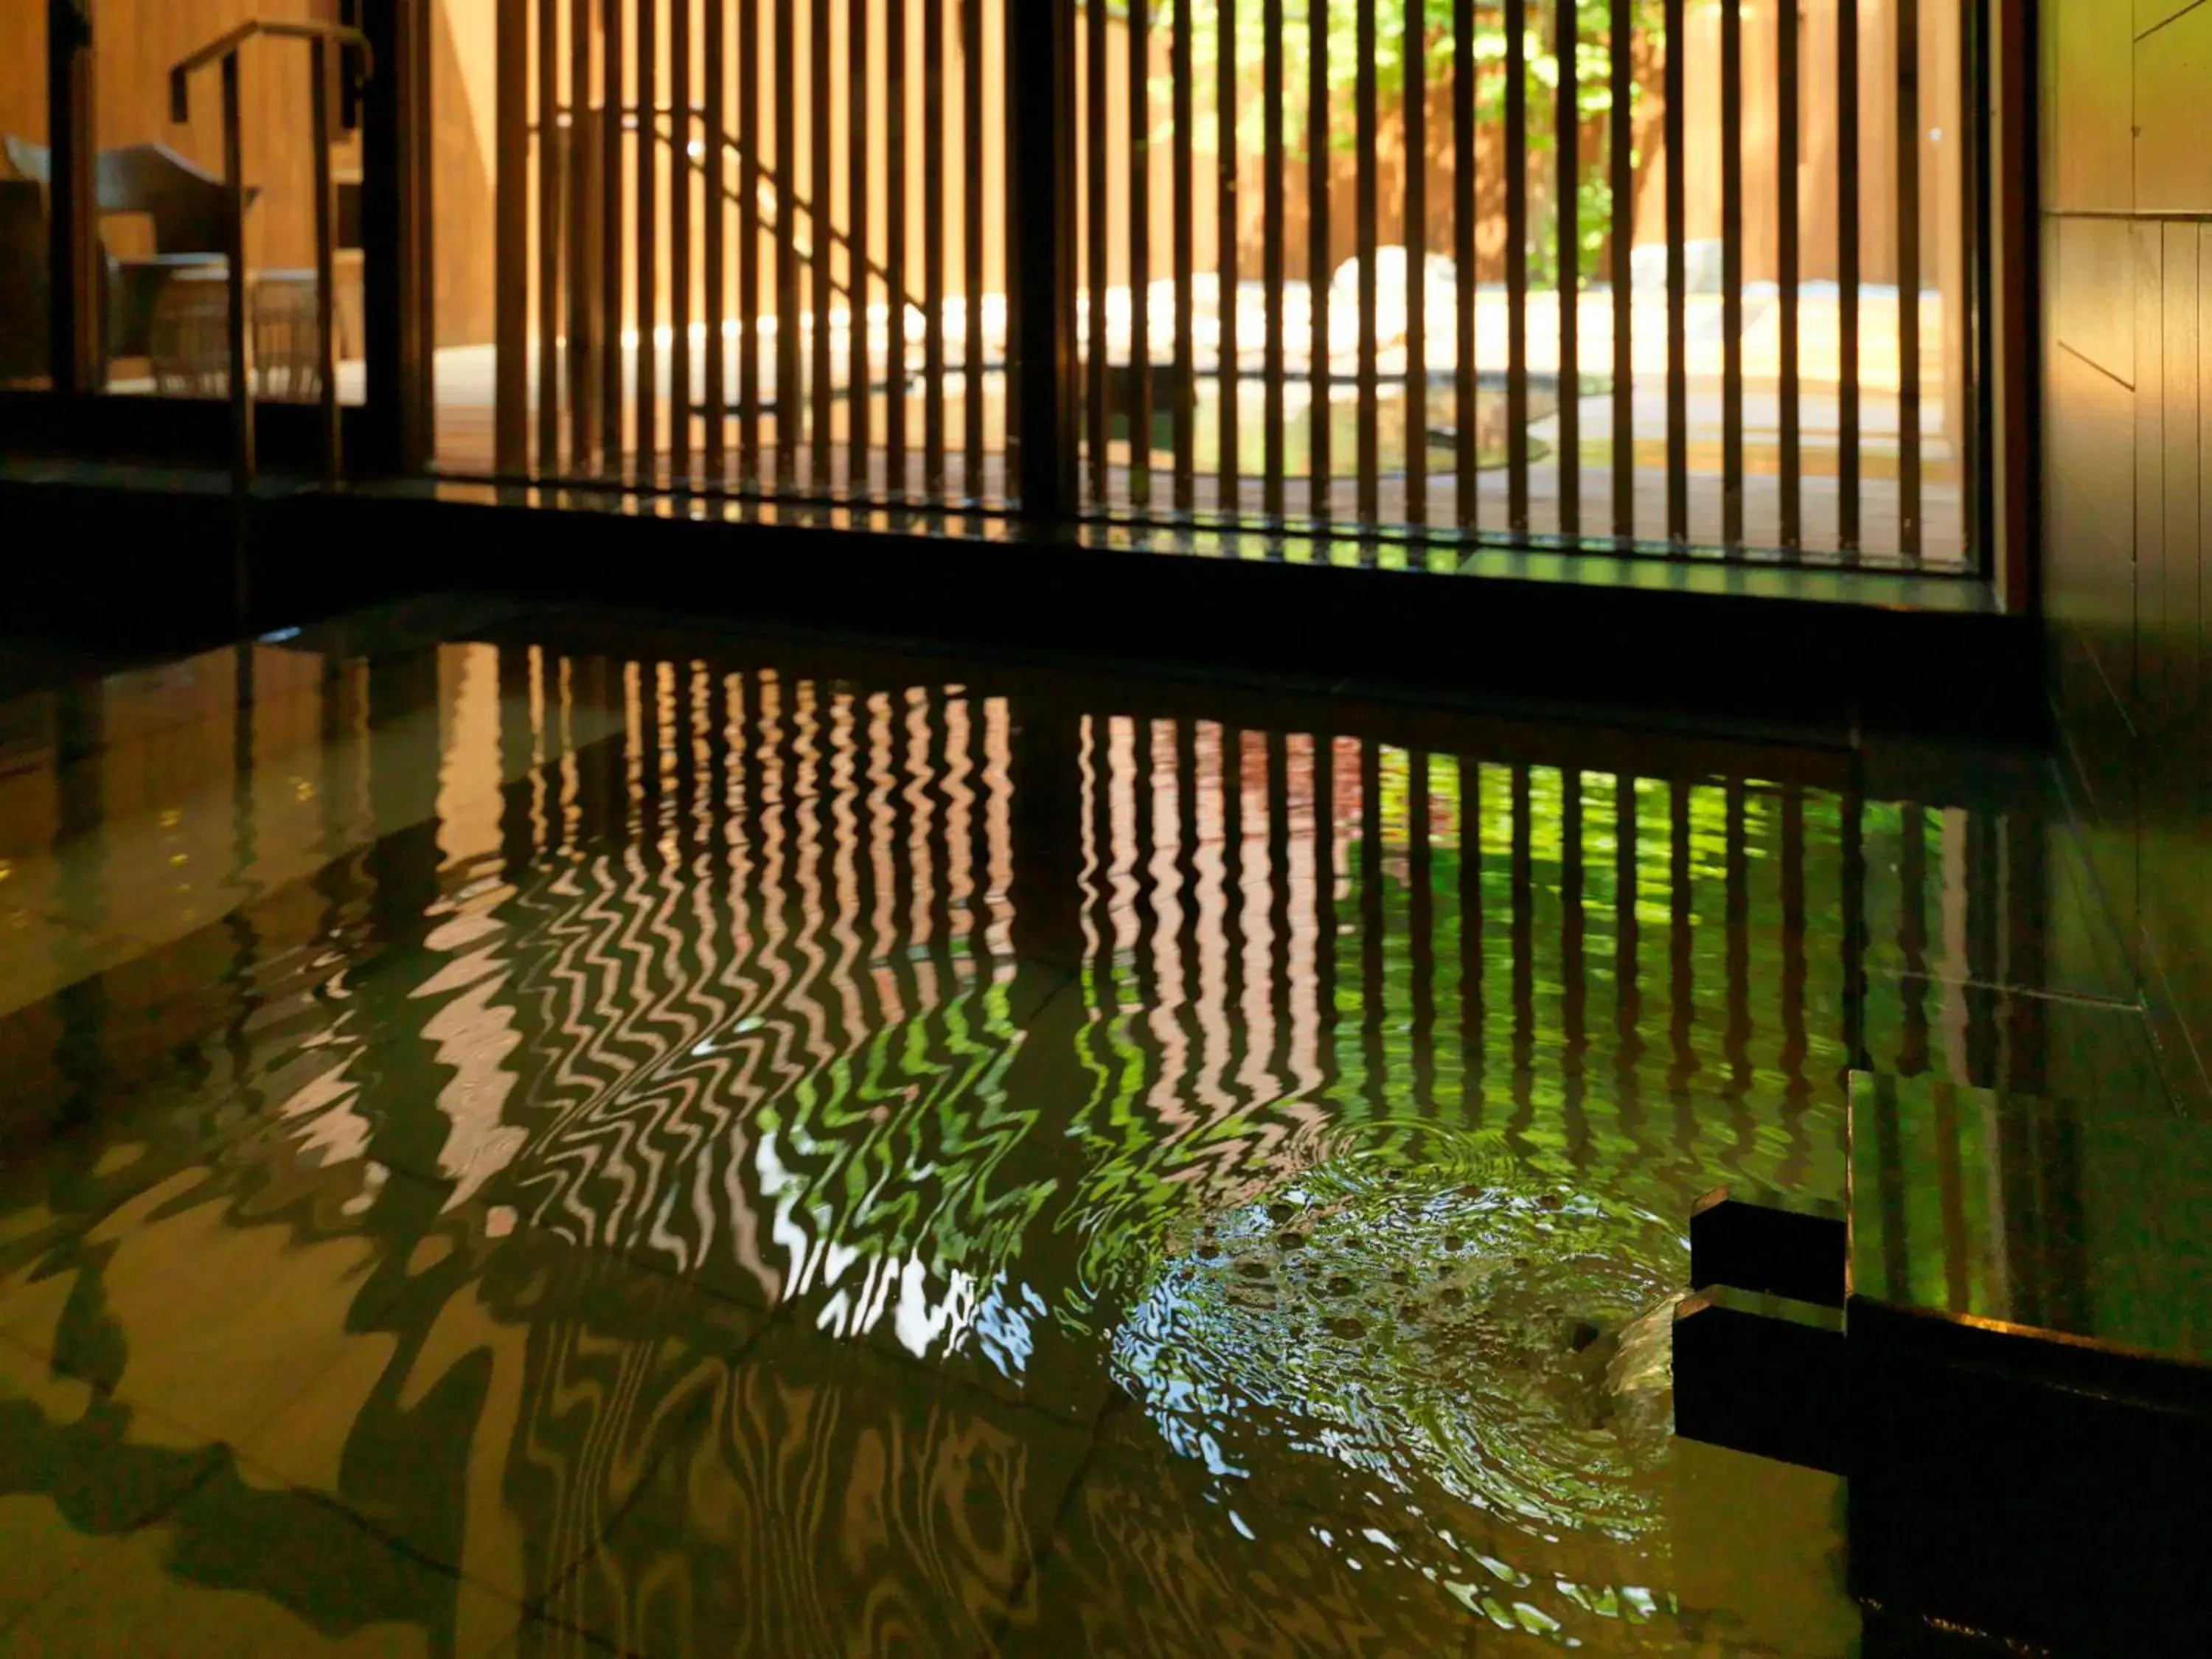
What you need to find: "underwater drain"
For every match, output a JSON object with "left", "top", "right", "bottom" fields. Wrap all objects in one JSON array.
[{"left": 1111, "top": 1152, "right": 1688, "bottom": 1557}]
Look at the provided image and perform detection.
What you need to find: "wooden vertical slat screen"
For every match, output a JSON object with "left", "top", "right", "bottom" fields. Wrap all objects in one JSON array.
[
  {"left": 537, "top": 0, "right": 560, "bottom": 470},
  {"left": 1721, "top": 0, "right": 1743, "bottom": 546},
  {"left": 502, "top": 0, "right": 1020, "bottom": 504},
  {"left": 1896, "top": 0, "right": 1923, "bottom": 561},
  {"left": 964, "top": 0, "right": 986, "bottom": 499},
  {"left": 704, "top": 0, "right": 728, "bottom": 483},
  {"left": 1404, "top": 0, "right": 1427, "bottom": 532},
  {"left": 1455, "top": 0, "right": 1477, "bottom": 532},
  {"left": 1505, "top": 0, "right": 1529, "bottom": 533},
  {"left": 1354, "top": 0, "right": 1379, "bottom": 527},
  {"left": 636, "top": 0, "right": 659, "bottom": 481},
  {"left": 570, "top": 0, "right": 598, "bottom": 470},
  {"left": 848, "top": 0, "right": 869, "bottom": 493},
  {"left": 923, "top": 0, "right": 946, "bottom": 495},
  {"left": 1663, "top": 0, "right": 1686, "bottom": 540},
  {"left": 1838, "top": 0, "right": 1863, "bottom": 554},
  {"left": 602, "top": 0, "right": 625, "bottom": 479},
  {"left": 497, "top": 0, "right": 528, "bottom": 473},
  {"left": 1609, "top": 0, "right": 1632, "bottom": 538},
  {"left": 1778, "top": 0, "right": 1801, "bottom": 550},
  {"left": 1262, "top": 0, "right": 1284, "bottom": 519},
  {"left": 739, "top": 0, "right": 762, "bottom": 484},
  {"left": 1307, "top": 0, "right": 1329, "bottom": 523},
  {"left": 1552, "top": 0, "right": 1576, "bottom": 540},
  {"left": 672, "top": 0, "right": 695, "bottom": 484},
  {"left": 1221, "top": 0, "right": 1244, "bottom": 515},
  {"left": 1085, "top": 1, "right": 1107, "bottom": 507},
  {"left": 1958, "top": 0, "right": 1986, "bottom": 571},
  {"left": 886, "top": 0, "right": 908, "bottom": 497},
  {"left": 1171, "top": 0, "right": 1195, "bottom": 512},
  {"left": 811, "top": 0, "right": 835, "bottom": 486},
  {"left": 487, "top": 0, "right": 1977, "bottom": 571},
  {"left": 1001, "top": 0, "right": 1026, "bottom": 508},
  {"left": 773, "top": 0, "right": 798, "bottom": 486},
  {"left": 1128, "top": 0, "right": 1152, "bottom": 509}
]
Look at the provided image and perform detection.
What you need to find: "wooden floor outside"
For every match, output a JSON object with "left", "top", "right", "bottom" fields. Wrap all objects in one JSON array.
[{"left": 427, "top": 285, "right": 1971, "bottom": 571}]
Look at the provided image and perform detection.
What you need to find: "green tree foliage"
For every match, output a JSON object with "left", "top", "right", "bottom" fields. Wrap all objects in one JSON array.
[{"left": 1138, "top": 0, "right": 1666, "bottom": 285}]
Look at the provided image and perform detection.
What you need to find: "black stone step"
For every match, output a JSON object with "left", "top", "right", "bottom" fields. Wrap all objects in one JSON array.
[
  {"left": 1672, "top": 1073, "right": 2212, "bottom": 1651},
  {"left": 1672, "top": 1286, "right": 1846, "bottom": 1475},
  {"left": 1688, "top": 1183, "right": 1845, "bottom": 1308}
]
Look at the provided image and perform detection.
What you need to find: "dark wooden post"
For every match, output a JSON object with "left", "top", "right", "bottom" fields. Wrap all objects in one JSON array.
[
  {"left": 1009, "top": 0, "right": 1076, "bottom": 529},
  {"left": 494, "top": 0, "right": 529, "bottom": 473},
  {"left": 48, "top": 0, "right": 102, "bottom": 396}
]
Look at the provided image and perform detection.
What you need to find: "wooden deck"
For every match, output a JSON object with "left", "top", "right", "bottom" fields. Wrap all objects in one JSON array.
[{"left": 427, "top": 286, "right": 1969, "bottom": 571}]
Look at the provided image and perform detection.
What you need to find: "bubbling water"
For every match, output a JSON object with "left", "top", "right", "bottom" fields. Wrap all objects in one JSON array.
[{"left": 1113, "top": 1142, "right": 1687, "bottom": 1566}]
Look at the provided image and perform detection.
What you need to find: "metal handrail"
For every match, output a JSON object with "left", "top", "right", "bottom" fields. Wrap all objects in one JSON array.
[
  {"left": 529, "top": 102, "right": 1009, "bottom": 412},
  {"left": 168, "top": 21, "right": 374, "bottom": 108},
  {"left": 533, "top": 103, "right": 925, "bottom": 324},
  {"left": 170, "top": 21, "right": 372, "bottom": 491}
]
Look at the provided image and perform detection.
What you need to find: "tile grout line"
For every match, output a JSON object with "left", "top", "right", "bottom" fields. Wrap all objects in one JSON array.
[
  {"left": 0, "top": 1461, "right": 232, "bottom": 1643},
  {"left": 1875, "top": 970, "right": 2146, "bottom": 1014},
  {"left": 984, "top": 1381, "right": 1121, "bottom": 1653},
  {"left": 516, "top": 1291, "right": 785, "bottom": 1657},
  {"left": 13, "top": 1157, "right": 536, "bottom": 1630},
  {"left": 0, "top": 1359, "right": 234, "bottom": 1643}
]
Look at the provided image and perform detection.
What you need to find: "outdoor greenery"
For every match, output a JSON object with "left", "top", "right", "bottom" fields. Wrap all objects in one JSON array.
[{"left": 1147, "top": 0, "right": 1668, "bottom": 285}]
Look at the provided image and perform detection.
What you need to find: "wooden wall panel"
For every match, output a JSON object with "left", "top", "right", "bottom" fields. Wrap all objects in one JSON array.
[
  {"left": 0, "top": 4, "right": 46, "bottom": 149},
  {"left": 2042, "top": 0, "right": 2212, "bottom": 1113}
]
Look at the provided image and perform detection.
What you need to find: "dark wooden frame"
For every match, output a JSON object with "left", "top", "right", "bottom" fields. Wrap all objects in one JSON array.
[{"left": 0, "top": 0, "right": 426, "bottom": 476}]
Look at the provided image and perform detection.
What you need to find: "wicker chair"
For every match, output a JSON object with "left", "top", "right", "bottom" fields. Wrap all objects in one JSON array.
[
  {"left": 3, "top": 137, "right": 260, "bottom": 360},
  {"left": 147, "top": 267, "right": 327, "bottom": 403}
]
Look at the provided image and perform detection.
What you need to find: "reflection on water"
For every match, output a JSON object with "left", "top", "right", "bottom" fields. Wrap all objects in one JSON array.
[{"left": 0, "top": 623, "right": 2077, "bottom": 1654}]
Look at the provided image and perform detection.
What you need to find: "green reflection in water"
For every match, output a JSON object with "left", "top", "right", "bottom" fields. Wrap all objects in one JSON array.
[{"left": 0, "top": 639, "right": 2000, "bottom": 1652}]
